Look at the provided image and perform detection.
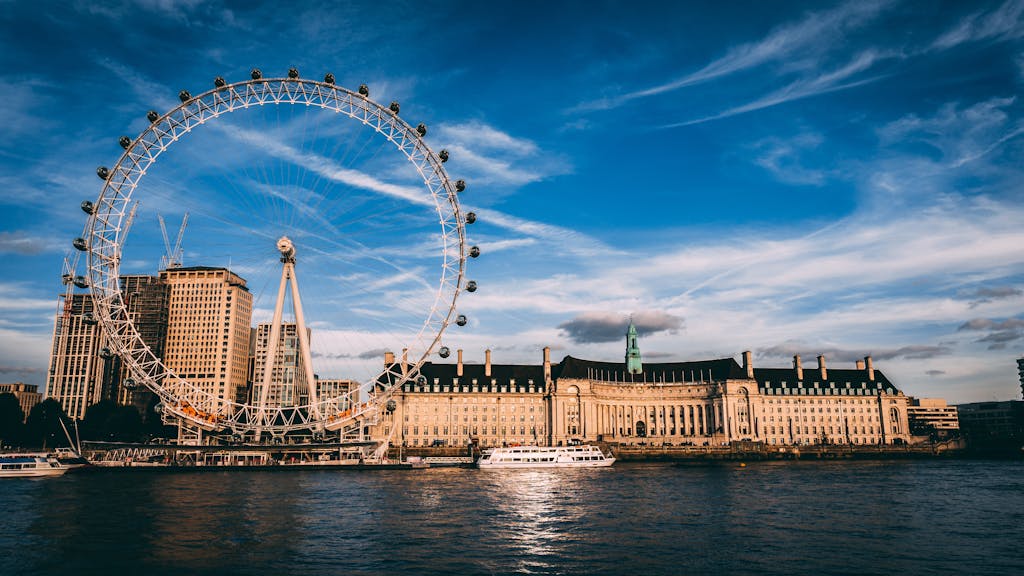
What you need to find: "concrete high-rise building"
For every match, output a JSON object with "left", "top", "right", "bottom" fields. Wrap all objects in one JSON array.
[
  {"left": 316, "top": 378, "right": 359, "bottom": 411},
  {"left": 45, "top": 293, "right": 113, "bottom": 420},
  {"left": 252, "top": 322, "right": 311, "bottom": 408},
  {"left": 159, "top": 266, "right": 252, "bottom": 414},
  {"left": 116, "top": 275, "right": 170, "bottom": 414}
]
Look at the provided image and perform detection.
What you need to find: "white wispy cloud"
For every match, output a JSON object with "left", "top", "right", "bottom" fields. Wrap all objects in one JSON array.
[
  {"left": 0, "top": 231, "right": 63, "bottom": 255},
  {"left": 573, "top": 0, "right": 892, "bottom": 112},
  {"left": 751, "top": 132, "right": 828, "bottom": 185},
  {"left": 435, "top": 121, "right": 570, "bottom": 187},
  {"left": 931, "top": 0, "right": 1024, "bottom": 50},
  {"left": 669, "top": 49, "right": 892, "bottom": 127}
]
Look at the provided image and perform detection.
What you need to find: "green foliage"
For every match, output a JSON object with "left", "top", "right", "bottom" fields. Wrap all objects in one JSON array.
[
  {"left": 81, "top": 399, "right": 144, "bottom": 442},
  {"left": 24, "top": 398, "right": 71, "bottom": 449},
  {"left": 0, "top": 393, "right": 25, "bottom": 447},
  {"left": 143, "top": 396, "right": 176, "bottom": 439}
]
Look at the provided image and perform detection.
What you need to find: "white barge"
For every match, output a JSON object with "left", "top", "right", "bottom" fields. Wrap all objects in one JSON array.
[
  {"left": 0, "top": 453, "right": 70, "bottom": 478},
  {"left": 477, "top": 445, "right": 615, "bottom": 469}
]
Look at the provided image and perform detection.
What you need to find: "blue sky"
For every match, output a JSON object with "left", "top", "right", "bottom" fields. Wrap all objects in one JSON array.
[{"left": 1, "top": 0, "right": 1023, "bottom": 403}]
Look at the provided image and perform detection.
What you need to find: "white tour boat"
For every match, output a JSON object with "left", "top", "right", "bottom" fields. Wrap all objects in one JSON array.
[
  {"left": 477, "top": 445, "right": 615, "bottom": 469},
  {"left": 0, "top": 453, "right": 70, "bottom": 478}
]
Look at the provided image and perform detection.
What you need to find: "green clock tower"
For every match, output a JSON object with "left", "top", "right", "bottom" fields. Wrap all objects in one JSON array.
[{"left": 625, "top": 319, "right": 643, "bottom": 374}]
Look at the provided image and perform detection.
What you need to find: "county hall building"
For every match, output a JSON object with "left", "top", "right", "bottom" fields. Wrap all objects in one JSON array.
[{"left": 377, "top": 322, "right": 911, "bottom": 448}]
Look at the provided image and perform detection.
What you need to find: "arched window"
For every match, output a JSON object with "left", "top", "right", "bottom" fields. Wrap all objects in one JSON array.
[{"left": 636, "top": 420, "right": 647, "bottom": 437}]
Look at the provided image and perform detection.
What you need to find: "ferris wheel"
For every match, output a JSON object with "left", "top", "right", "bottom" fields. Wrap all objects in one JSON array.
[{"left": 70, "top": 68, "right": 479, "bottom": 438}]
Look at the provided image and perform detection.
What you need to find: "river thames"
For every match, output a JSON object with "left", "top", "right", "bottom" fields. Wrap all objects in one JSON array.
[{"left": 2, "top": 459, "right": 1022, "bottom": 575}]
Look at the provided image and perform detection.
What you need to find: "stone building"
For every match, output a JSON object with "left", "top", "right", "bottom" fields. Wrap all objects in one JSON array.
[
  {"left": 0, "top": 382, "right": 42, "bottom": 422},
  {"left": 375, "top": 349, "right": 548, "bottom": 448},
  {"left": 551, "top": 350, "right": 910, "bottom": 447},
  {"left": 372, "top": 321, "right": 912, "bottom": 448}
]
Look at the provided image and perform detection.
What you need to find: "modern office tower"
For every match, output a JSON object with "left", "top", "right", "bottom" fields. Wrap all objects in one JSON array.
[
  {"left": 45, "top": 292, "right": 111, "bottom": 420},
  {"left": 159, "top": 267, "right": 253, "bottom": 414},
  {"left": 315, "top": 377, "right": 359, "bottom": 411},
  {"left": 252, "top": 322, "right": 311, "bottom": 408},
  {"left": 116, "top": 275, "right": 170, "bottom": 414}
]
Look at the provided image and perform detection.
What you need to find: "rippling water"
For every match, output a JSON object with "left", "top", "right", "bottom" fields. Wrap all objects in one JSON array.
[{"left": 2, "top": 460, "right": 1022, "bottom": 575}]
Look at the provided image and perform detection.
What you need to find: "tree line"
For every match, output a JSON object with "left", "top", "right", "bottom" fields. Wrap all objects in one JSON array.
[{"left": 0, "top": 394, "right": 174, "bottom": 450}]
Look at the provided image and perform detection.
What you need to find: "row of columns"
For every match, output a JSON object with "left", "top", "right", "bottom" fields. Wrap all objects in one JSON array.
[{"left": 591, "top": 402, "right": 726, "bottom": 439}]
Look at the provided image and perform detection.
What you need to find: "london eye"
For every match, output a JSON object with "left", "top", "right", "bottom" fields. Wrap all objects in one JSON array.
[{"left": 68, "top": 68, "right": 478, "bottom": 440}]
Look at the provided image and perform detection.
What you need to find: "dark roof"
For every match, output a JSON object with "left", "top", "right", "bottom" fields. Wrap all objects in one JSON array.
[
  {"left": 159, "top": 266, "right": 250, "bottom": 291},
  {"left": 160, "top": 265, "right": 230, "bottom": 273},
  {"left": 753, "top": 367, "right": 899, "bottom": 393},
  {"left": 380, "top": 361, "right": 546, "bottom": 393},
  {"left": 555, "top": 355, "right": 748, "bottom": 383},
  {"left": 417, "top": 361, "right": 544, "bottom": 383},
  {"left": 374, "top": 355, "right": 905, "bottom": 395}
]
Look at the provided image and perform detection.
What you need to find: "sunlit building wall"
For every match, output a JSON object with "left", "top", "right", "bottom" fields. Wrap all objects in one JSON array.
[
  {"left": 373, "top": 349, "right": 548, "bottom": 448},
  {"left": 551, "top": 352, "right": 911, "bottom": 447},
  {"left": 45, "top": 293, "right": 109, "bottom": 420},
  {"left": 159, "top": 267, "right": 252, "bottom": 414}
]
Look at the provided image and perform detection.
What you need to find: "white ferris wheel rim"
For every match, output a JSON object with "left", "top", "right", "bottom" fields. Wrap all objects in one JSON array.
[{"left": 80, "top": 71, "right": 468, "bottom": 435}]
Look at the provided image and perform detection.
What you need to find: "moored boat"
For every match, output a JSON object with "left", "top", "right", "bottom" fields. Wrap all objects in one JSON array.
[
  {"left": 477, "top": 445, "right": 615, "bottom": 469},
  {"left": 0, "top": 453, "right": 70, "bottom": 478}
]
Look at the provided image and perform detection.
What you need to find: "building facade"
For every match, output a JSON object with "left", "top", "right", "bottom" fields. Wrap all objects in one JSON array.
[
  {"left": 159, "top": 267, "right": 253, "bottom": 414},
  {"left": 370, "top": 333, "right": 912, "bottom": 449},
  {"left": 45, "top": 292, "right": 112, "bottom": 420},
  {"left": 316, "top": 378, "right": 359, "bottom": 411},
  {"left": 116, "top": 275, "right": 170, "bottom": 413},
  {"left": 550, "top": 352, "right": 910, "bottom": 447},
  {"left": 956, "top": 400, "right": 1024, "bottom": 445},
  {"left": 0, "top": 382, "right": 42, "bottom": 421},
  {"left": 374, "top": 349, "right": 548, "bottom": 448},
  {"left": 906, "top": 397, "right": 959, "bottom": 437},
  {"left": 251, "top": 322, "right": 311, "bottom": 408}
]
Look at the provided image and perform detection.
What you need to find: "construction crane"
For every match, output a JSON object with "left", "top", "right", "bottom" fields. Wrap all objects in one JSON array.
[{"left": 158, "top": 212, "right": 189, "bottom": 270}]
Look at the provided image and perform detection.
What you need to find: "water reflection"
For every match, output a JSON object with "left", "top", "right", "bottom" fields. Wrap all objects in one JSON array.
[{"left": 2, "top": 461, "right": 1023, "bottom": 575}]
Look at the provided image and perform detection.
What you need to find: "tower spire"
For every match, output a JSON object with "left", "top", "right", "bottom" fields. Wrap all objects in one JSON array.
[{"left": 625, "top": 317, "right": 643, "bottom": 375}]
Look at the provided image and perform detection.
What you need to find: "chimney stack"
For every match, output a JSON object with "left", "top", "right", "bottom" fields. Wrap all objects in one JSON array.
[
  {"left": 543, "top": 346, "right": 551, "bottom": 382},
  {"left": 457, "top": 349, "right": 464, "bottom": 376},
  {"left": 384, "top": 351, "right": 395, "bottom": 366},
  {"left": 485, "top": 349, "right": 492, "bottom": 377},
  {"left": 743, "top": 350, "right": 753, "bottom": 379},
  {"left": 865, "top": 356, "right": 875, "bottom": 381},
  {"left": 856, "top": 360, "right": 865, "bottom": 370},
  {"left": 817, "top": 355, "right": 827, "bottom": 380},
  {"left": 794, "top": 355, "right": 803, "bottom": 381},
  {"left": 401, "top": 348, "right": 408, "bottom": 375}
]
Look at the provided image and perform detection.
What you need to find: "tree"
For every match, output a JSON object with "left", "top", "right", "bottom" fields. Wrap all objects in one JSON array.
[
  {"left": 0, "top": 393, "right": 25, "bottom": 448},
  {"left": 82, "top": 400, "right": 145, "bottom": 442},
  {"left": 144, "top": 396, "right": 175, "bottom": 440},
  {"left": 23, "top": 399, "right": 71, "bottom": 449}
]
